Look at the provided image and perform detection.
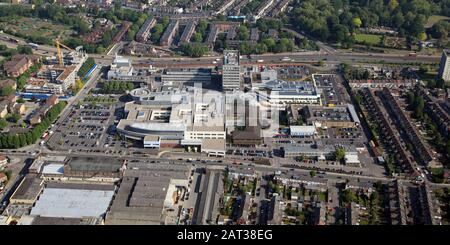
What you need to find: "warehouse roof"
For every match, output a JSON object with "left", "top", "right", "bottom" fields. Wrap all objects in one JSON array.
[{"left": 30, "top": 185, "right": 115, "bottom": 218}]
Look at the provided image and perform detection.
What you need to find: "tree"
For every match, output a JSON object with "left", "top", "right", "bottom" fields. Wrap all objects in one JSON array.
[
  {"left": 180, "top": 43, "right": 209, "bottom": 58},
  {"left": 161, "top": 16, "right": 169, "bottom": 28},
  {"left": 342, "top": 189, "right": 357, "bottom": 203},
  {"left": 76, "top": 20, "right": 90, "bottom": 35},
  {"left": 237, "top": 26, "right": 249, "bottom": 41},
  {"left": 389, "top": 0, "right": 399, "bottom": 10},
  {"left": 1, "top": 85, "right": 14, "bottom": 96},
  {"left": 0, "top": 118, "right": 7, "bottom": 130},
  {"left": 430, "top": 21, "right": 450, "bottom": 40},
  {"left": 197, "top": 20, "right": 208, "bottom": 33},
  {"left": 126, "top": 82, "right": 134, "bottom": 91},
  {"left": 191, "top": 32, "right": 203, "bottom": 43},
  {"left": 150, "top": 23, "right": 164, "bottom": 43},
  {"left": 126, "top": 29, "right": 136, "bottom": 41},
  {"left": 74, "top": 78, "right": 84, "bottom": 92},
  {"left": 418, "top": 32, "right": 427, "bottom": 41},
  {"left": 310, "top": 170, "right": 316, "bottom": 178},
  {"left": 335, "top": 148, "right": 346, "bottom": 161},
  {"left": 17, "top": 45, "right": 33, "bottom": 55},
  {"left": 102, "top": 30, "right": 112, "bottom": 47},
  {"left": 262, "top": 38, "right": 276, "bottom": 51},
  {"left": 352, "top": 17, "right": 362, "bottom": 28},
  {"left": 318, "top": 59, "right": 325, "bottom": 67}
]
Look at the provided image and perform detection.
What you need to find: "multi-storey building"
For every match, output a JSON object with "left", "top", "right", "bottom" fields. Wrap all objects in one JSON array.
[{"left": 222, "top": 50, "right": 241, "bottom": 91}]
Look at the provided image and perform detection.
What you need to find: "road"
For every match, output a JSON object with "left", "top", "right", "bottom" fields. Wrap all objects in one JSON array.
[{"left": 0, "top": 33, "right": 440, "bottom": 69}]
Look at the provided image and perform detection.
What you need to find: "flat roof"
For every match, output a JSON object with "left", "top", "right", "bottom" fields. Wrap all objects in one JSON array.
[
  {"left": 290, "top": 125, "right": 317, "bottom": 133},
  {"left": 232, "top": 126, "right": 261, "bottom": 140},
  {"left": 42, "top": 163, "right": 64, "bottom": 175},
  {"left": 30, "top": 186, "right": 115, "bottom": 218},
  {"left": 67, "top": 157, "right": 123, "bottom": 173},
  {"left": 201, "top": 139, "right": 226, "bottom": 151},
  {"left": 10, "top": 174, "right": 43, "bottom": 201},
  {"left": 30, "top": 216, "right": 99, "bottom": 225},
  {"left": 106, "top": 164, "right": 189, "bottom": 225}
]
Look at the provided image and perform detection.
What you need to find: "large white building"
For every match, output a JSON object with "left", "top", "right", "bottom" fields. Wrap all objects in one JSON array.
[
  {"left": 438, "top": 49, "right": 450, "bottom": 82},
  {"left": 222, "top": 50, "right": 241, "bottom": 91},
  {"left": 117, "top": 88, "right": 226, "bottom": 156},
  {"left": 255, "top": 79, "right": 321, "bottom": 108},
  {"left": 107, "top": 55, "right": 134, "bottom": 80}
]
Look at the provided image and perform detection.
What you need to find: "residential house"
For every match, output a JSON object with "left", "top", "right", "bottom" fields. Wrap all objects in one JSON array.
[{"left": 3, "top": 54, "right": 39, "bottom": 78}]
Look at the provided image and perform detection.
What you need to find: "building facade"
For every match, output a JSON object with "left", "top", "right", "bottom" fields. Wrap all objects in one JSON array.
[
  {"left": 222, "top": 50, "right": 241, "bottom": 91},
  {"left": 438, "top": 49, "right": 450, "bottom": 82}
]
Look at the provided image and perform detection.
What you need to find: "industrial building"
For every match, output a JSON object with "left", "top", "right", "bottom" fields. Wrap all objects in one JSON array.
[
  {"left": 9, "top": 174, "right": 44, "bottom": 205},
  {"left": 105, "top": 163, "right": 189, "bottom": 225},
  {"left": 188, "top": 168, "right": 224, "bottom": 225},
  {"left": 30, "top": 182, "right": 115, "bottom": 219}
]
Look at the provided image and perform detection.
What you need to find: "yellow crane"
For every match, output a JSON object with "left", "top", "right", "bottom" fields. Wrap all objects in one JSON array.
[{"left": 55, "top": 38, "right": 74, "bottom": 66}]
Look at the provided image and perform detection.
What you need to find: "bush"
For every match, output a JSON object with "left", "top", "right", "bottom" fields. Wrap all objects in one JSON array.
[{"left": 180, "top": 43, "right": 209, "bottom": 58}]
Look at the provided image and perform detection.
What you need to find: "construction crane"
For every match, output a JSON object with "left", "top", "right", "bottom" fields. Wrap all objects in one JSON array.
[{"left": 55, "top": 38, "right": 74, "bottom": 66}]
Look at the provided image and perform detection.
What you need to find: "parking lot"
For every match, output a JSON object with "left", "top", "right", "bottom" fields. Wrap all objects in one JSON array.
[
  {"left": 314, "top": 74, "right": 349, "bottom": 106},
  {"left": 47, "top": 102, "right": 120, "bottom": 153},
  {"left": 275, "top": 66, "right": 311, "bottom": 80}
]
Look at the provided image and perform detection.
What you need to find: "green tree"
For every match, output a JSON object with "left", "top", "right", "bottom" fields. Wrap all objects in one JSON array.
[
  {"left": 237, "top": 26, "right": 249, "bottom": 40},
  {"left": 352, "top": 17, "right": 362, "bottom": 28},
  {"left": 310, "top": 170, "right": 316, "bottom": 178},
  {"left": 1, "top": 85, "right": 14, "bottom": 96},
  {"left": 389, "top": 0, "right": 399, "bottom": 10},
  {"left": 262, "top": 38, "right": 276, "bottom": 51},
  {"left": 191, "top": 32, "right": 203, "bottom": 43},
  {"left": 335, "top": 148, "right": 346, "bottom": 161},
  {"left": 180, "top": 43, "right": 209, "bottom": 57},
  {"left": 17, "top": 45, "right": 33, "bottom": 55},
  {"left": 0, "top": 118, "right": 7, "bottom": 130},
  {"left": 418, "top": 32, "right": 427, "bottom": 41},
  {"left": 197, "top": 20, "right": 208, "bottom": 33},
  {"left": 161, "top": 16, "right": 170, "bottom": 28}
]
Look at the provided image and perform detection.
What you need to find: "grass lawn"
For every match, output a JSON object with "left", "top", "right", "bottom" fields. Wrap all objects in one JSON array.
[
  {"left": 425, "top": 15, "right": 450, "bottom": 28},
  {"left": 355, "top": 34, "right": 382, "bottom": 45}
]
